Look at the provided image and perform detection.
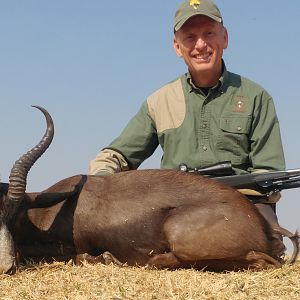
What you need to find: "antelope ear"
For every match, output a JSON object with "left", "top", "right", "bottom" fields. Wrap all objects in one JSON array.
[
  {"left": 24, "top": 175, "right": 86, "bottom": 209},
  {"left": 24, "top": 192, "right": 68, "bottom": 208}
]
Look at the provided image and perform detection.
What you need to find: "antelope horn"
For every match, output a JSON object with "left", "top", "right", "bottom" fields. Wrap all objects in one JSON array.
[{"left": 7, "top": 106, "right": 54, "bottom": 202}]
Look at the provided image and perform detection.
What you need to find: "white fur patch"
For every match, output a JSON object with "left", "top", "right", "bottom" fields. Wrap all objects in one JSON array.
[{"left": 0, "top": 224, "right": 16, "bottom": 274}]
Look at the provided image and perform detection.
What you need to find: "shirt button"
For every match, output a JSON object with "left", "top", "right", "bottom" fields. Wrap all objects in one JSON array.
[
  {"left": 203, "top": 146, "right": 207, "bottom": 151},
  {"left": 202, "top": 124, "right": 207, "bottom": 128},
  {"left": 237, "top": 126, "right": 242, "bottom": 131}
]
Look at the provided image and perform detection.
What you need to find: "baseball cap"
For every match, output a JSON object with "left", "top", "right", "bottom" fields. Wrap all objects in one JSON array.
[{"left": 174, "top": 0, "right": 223, "bottom": 32}]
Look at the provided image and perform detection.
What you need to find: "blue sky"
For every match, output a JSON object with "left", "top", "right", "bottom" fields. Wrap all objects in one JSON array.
[{"left": 0, "top": 1, "right": 299, "bottom": 248}]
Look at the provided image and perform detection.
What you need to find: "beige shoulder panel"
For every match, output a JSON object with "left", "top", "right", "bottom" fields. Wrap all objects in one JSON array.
[
  {"left": 89, "top": 149, "right": 129, "bottom": 175},
  {"left": 147, "top": 78, "right": 185, "bottom": 133}
]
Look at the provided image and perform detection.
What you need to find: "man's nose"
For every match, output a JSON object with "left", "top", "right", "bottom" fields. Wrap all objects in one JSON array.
[{"left": 195, "top": 37, "right": 207, "bottom": 49}]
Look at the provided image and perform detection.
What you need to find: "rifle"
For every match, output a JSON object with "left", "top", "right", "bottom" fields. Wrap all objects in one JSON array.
[{"left": 179, "top": 161, "right": 300, "bottom": 197}]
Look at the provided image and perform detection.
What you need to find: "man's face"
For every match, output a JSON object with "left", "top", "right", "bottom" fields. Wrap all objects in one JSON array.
[{"left": 173, "top": 15, "right": 228, "bottom": 83}]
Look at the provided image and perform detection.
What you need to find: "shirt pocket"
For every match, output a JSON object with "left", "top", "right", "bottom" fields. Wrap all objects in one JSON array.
[{"left": 216, "top": 116, "right": 252, "bottom": 164}]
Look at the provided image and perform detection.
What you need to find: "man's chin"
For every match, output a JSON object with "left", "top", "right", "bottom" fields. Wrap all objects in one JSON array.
[{"left": 193, "top": 64, "right": 214, "bottom": 73}]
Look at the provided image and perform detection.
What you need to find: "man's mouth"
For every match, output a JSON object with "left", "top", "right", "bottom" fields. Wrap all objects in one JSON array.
[{"left": 193, "top": 52, "right": 212, "bottom": 62}]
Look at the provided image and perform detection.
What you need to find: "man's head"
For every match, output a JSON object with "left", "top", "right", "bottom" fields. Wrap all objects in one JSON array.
[{"left": 173, "top": 0, "right": 228, "bottom": 87}]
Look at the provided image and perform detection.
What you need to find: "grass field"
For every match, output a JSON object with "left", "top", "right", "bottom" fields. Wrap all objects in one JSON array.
[{"left": 0, "top": 260, "right": 299, "bottom": 300}]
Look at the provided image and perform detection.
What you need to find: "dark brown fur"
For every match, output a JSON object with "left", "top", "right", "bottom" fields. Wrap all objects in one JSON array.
[{"left": 13, "top": 169, "right": 298, "bottom": 271}]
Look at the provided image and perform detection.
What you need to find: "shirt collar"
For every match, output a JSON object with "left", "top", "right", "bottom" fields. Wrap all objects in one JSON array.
[{"left": 186, "top": 60, "right": 229, "bottom": 94}]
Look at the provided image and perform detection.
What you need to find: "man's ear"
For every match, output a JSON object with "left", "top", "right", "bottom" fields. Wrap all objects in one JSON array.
[
  {"left": 173, "top": 36, "right": 183, "bottom": 57},
  {"left": 223, "top": 27, "right": 229, "bottom": 50}
]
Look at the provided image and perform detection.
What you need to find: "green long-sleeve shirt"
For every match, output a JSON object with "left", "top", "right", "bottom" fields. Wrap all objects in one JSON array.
[{"left": 94, "top": 66, "right": 285, "bottom": 175}]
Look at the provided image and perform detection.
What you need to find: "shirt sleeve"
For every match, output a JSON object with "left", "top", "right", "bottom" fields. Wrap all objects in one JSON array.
[
  {"left": 89, "top": 101, "right": 159, "bottom": 174},
  {"left": 248, "top": 91, "right": 285, "bottom": 173},
  {"left": 88, "top": 149, "right": 130, "bottom": 176}
]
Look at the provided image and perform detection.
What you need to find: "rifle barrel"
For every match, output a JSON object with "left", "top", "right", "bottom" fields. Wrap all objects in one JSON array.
[{"left": 215, "top": 171, "right": 300, "bottom": 193}]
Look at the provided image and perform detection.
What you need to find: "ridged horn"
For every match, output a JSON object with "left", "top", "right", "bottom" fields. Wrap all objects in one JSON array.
[{"left": 7, "top": 106, "right": 54, "bottom": 202}]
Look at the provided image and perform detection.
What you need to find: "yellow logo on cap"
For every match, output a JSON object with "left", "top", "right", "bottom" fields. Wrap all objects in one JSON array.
[{"left": 190, "top": 0, "right": 201, "bottom": 9}]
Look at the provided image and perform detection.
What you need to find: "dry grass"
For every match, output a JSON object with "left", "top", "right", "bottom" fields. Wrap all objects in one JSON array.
[{"left": 0, "top": 260, "right": 299, "bottom": 300}]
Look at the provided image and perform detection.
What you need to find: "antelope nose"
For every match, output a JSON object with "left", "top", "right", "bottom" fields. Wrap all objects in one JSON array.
[{"left": 6, "top": 264, "right": 17, "bottom": 275}]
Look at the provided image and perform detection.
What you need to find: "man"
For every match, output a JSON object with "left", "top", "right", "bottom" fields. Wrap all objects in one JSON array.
[{"left": 89, "top": 1, "right": 285, "bottom": 226}]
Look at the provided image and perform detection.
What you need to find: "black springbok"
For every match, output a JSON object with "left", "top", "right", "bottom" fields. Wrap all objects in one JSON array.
[{"left": 0, "top": 106, "right": 298, "bottom": 274}]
